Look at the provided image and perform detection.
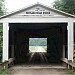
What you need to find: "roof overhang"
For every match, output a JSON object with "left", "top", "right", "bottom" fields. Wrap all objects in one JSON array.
[{"left": 0, "top": 2, "right": 75, "bottom": 23}]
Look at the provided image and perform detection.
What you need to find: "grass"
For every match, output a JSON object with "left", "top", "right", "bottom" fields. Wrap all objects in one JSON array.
[
  {"left": 0, "top": 68, "right": 11, "bottom": 75},
  {"left": 67, "top": 69, "right": 75, "bottom": 75}
]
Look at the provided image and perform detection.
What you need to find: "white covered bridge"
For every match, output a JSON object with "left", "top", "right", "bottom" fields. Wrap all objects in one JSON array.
[{"left": 0, "top": 3, "right": 75, "bottom": 67}]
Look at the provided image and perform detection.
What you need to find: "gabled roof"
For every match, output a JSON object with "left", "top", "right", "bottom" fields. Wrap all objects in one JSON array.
[{"left": 0, "top": 2, "right": 75, "bottom": 19}]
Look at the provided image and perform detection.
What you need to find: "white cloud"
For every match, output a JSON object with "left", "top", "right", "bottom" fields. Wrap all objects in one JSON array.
[{"left": 5, "top": 0, "right": 55, "bottom": 12}]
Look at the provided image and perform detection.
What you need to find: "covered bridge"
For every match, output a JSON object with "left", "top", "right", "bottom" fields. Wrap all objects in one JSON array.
[{"left": 0, "top": 3, "right": 75, "bottom": 65}]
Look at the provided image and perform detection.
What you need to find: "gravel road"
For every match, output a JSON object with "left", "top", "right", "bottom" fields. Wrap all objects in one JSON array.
[{"left": 10, "top": 65, "right": 70, "bottom": 75}]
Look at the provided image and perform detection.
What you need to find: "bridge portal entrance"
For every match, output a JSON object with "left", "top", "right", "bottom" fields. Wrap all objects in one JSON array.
[{"left": 9, "top": 23, "right": 67, "bottom": 65}]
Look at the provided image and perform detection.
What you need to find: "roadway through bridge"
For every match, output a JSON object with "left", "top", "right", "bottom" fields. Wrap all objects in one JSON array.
[{"left": 10, "top": 65, "right": 69, "bottom": 75}]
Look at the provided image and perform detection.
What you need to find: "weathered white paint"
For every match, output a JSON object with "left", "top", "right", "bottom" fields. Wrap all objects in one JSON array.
[
  {"left": 74, "top": 19, "right": 75, "bottom": 22},
  {"left": 3, "top": 22, "right": 9, "bottom": 62},
  {"left": 0, "top": 3, "right": 75, "bottom": 62},
  {"left": 68, "top": 19, "right": 74, "bottom": 61},
  {"left": 0, "top": 17, "right": 74, "bottom": 23},
  {"left": 11, "top": 5, "right": 66, "bottom": 18},
  {"left": 1, "top": 18, "right": 74, "bottom": 62}
]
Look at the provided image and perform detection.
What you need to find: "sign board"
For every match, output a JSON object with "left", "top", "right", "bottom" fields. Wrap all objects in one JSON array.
[
  {"left": 19, "top": 7, "right": 51, "bottom": 16},
  {"left": 14, "top": 5, "right": 65, "bottom": 17},
  {"left": 26, "top": 11, "right": 50, "bottom": 15}
]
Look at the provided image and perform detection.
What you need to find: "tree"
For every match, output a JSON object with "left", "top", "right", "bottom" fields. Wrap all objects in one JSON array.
[
  {"left": 53, "top": 0, "right": 75, "bottom": 15},
  {"left": 0, "top": 0, "right": 6, "bottom": 16},
  {"left": 0, "top": 0, "right": 6, "bottom": 62}
]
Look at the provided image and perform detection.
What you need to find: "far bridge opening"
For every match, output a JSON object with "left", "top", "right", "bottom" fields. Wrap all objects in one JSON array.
[
  {"left": 29, "top": 38, "right": 47, "bottom": 64},
  {"left": 9, "top": 23, "right": 68, "bottom": 65},
  {"left": 29, "top": 38, "right": 47, "bottom": 53}
]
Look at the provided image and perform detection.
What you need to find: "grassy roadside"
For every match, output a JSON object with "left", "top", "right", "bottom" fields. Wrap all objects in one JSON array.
[
  {"left": 67, "top": 69, "right": 75, "bottom": 75},
  {"left": 0, "top": 68, "right": 11, "bottom": 75}
]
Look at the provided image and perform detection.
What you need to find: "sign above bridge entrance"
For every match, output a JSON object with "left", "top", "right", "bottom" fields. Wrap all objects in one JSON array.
[
  {"left": 13, "top": 5, "right": 66, "bottom": 17},
  {"left": 21, "top": 6, "right": 51, "bottom": 17},
  {"left": 25, "top": 7, "right": 50, "bottom": 15},
  {"left": 8, "top": 3, "right": 68, "bottom": 18}
]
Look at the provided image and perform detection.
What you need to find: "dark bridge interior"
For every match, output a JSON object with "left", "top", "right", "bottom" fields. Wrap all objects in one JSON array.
[{"left": 9, "top": 23, "right": 67, "bottom": 65}]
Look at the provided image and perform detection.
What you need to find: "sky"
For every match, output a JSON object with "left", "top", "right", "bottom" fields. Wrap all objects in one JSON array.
[{"left": 5, "top": 0, "right": 55, "bottom": 12}]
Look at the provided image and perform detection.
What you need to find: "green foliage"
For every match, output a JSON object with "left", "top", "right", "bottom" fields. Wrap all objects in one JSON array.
[
  {"left": 0, "top": 0, "right": 6, "bottom": 16},
  {"left": 0, "top": 68, "right": 11, "bottom": 75},
  {"left": 0, "top": 0, "right": 5, "bottom": 62},
  {"left": 67, "top": 69, "right": 75, "bottom": 75},
  {"left": 29, "top": 38, "right": 47, "bottom": 46},
  {"left": 53, "top": 0, "right": 75, "bottom": 15}
]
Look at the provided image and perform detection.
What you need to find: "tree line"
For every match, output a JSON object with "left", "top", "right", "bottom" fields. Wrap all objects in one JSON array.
[{"left": 29, "top": 38, "right": 47, "bottom": 46}]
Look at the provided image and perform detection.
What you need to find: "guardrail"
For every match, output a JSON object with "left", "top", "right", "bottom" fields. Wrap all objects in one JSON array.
[
  {"left": 0, "top": 61, "right": 8, "bottom": 72},
  {"left": 0, "top": 58, "right": 14, "bottom": 73},
  {"left": 8, "top": 58, "right": 14, "bottom": 64},
  {"left": 61, "top": 58, "right": 75, "bottom": 69}
]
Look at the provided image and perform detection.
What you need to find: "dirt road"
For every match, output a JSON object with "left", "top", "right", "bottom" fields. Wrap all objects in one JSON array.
[{"left": 10, "top": 65, "right": 70, "bottom": 75}]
